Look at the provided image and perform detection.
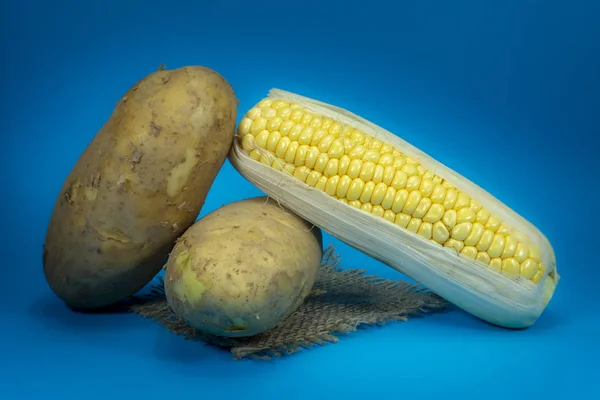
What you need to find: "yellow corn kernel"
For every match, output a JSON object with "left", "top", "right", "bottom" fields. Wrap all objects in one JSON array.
[
  {"left": 294, "top": 145, "right": 309, "bottom": 166},
  {"left": 314, "top": 176, "right": 328, "bottom": 191},
  {"left": 406, "top": 175, "right": 422, "bottom": 191},
  {"left": 419, "top": 179, "right": 435, "bottom": 197},
  {"left": 270, "top": 158, "right": 284, "bottom": 172},
  {"left": 531, "top": 270, "right": 545, "bottom": 284},
  {"left": 300, "top": 112, "right": 313, "bottom": 125},
  {"left": 360, "top": 203, "right": 373, "bottom": 213},
  {"left": 461, "top": 246, "right": 478, "bottom": 259},
  {"left": 324, "top": 158, "right": 339, "bottom": 177},
  {"left": 372, "top": 165, "right": 385, "bottom": 184},
  {"left": 360, "top": 181, "right": 376, "bottom": 203},
  {"left": 451, "top": 223, "right": 473, "bottom": 241},
  {"left": 293, "top": 166, "right": 311, "bottom": 182},
  {"left": 329, "top": 122, "right": 343, "bottom": 135},
  {"left": 359, "top": 161, "right": 376, "bottom": 182},
  {"left": 348, "top": 200, "right": 361, "bottom": 209},
  {"left": 238, "top": 118, "right": 253, "bottom": 135},
  {"left": 476, "top": 208, "right": 491, "bottom": 225},
  {"left": 417, "top": 222, "right": 433, "bottom": 240},
  {"left": 297, "top": 127, "right": 314, "bottom": 146},
  {"left": 394, "top": 213, "right": 411, "bottom": 228},
  {"left": 290, "top": 109, "right": 303, "bottom": 123},
  {"left": 381, "top": 187, "right": 397, "bottom": 210},
  {"left": 338, "top": 155, "right": 351, "bottom": 175},
  {"left": 489, "top": 258, "right": 502, "bottom": 272},
  {"left": 383, "top": 210, "right": 396, "bottom": 223},
  {"left": 413, "top": 198, "right": 432, "bottom": 219},
  {"left": 284, "top": 141, "right": 299, "bottom": 164},
  {"left": 406, "top": 217, "right": 421, "bottom": 233},
  {"left": 336, "top": 175, "right": 352, "bottom": 198},
  {"left": 488, "top": 234, "right": 506, "bottom": 258},
  {"left": 328, "top": 139, "right": 345, "bottom": 158},
  {"left": 443, "top": 189, "right": 458, "bottom": 209},
  {"left": 529, "top": 245, "right": 542, "bottom": 262},
  {"left": 314, "top": 153, "right": 329, "bottom": 173},
  {"left": 283, "top": 163, "right": 295, "bottom": 176},
  {"left": 402, "top": 163, "right": 418, "bottom": 177},
  {"left": 442, "top": 209, "right": 457, "bottom": 230},
  {"left": 476, "top": 230, "right": 495, "bottom": 251},
  {"left": 379, "top": 153, "right": 394, "bottom": 166},
  {"left": 251, "top": 118, "right": 267, "bottom": 135},
  {"left": 501, "top": 235, "right": 518, "bottom": 258},
  {"left": 266, "top": 131, "right": 282, "bottom": 153},
  {"left": 430, "top": 184, "right": 447, "bottom": 203},
  {"left": 248, "top": 149, "right": 261, "bottom": 161},
  {"left": 520, "top": 259, "right": 538, "bottom": 279},
  {"left": 377, "top": 166, "right": 393, "bottom": 186},
  {"left": 261, "top": 107, "right": 277, "bottom": 119},
  {"left": 246, "top": 108, "right": 262, "bottom": 120},
  {"left": 403, "top": 190, "right": 422, "bottom": 214},
  {"left": 371, "top": 183, "right": 388, "bottom": 205},
  {"left": 279, "top": 120, "right": 294, "bottom": 135},
  {"left": 305, "top": 146, "right": 320, "bottom": 169},
  {"left": 457, "top": 207, "right": 476, "bottom": 224},
  {"left": 392, "top": 189, "right": 409, "bottom": 213},
  {"left": 485, "top": 216, "right": 501, "bottom": 232},
  {"left": 348, "top": 144, "right": 367, "bottom": 159},
  {"left": 391, "top": 170, "right": 408, "bottom": 190},
  {"left": 445, "top": 239, "right": 465, "bottom": 253},
  {"left": 514, "top": 243, "right": 529, "bottom": 263},
  {"left": 423, "top": 203, "right": 445, "bottom": 223},
  {"left": 476, "top": 251, "right": 491, "bottom": 265},
  {"left": 454, "top": 192, "right": 471, "bottom": 209},
  {"left": 311, "top": 128, "right": 327, "bottom": 146},
  {"left": 325, "top": 176, "right": 340, "bottom": 197},
  {"left": 371, "top": 205, "right": 385, "bottom": 218},
  {"left": 432, "top": 221, "right": 450, "bottom": 244},
  {"left": 502, "top": 258, "right": 520, "bottom": 278},
  {"left": 318, "top": 135, "right": 336, "bottom": 153},
  {"left": 267, "top": 116, "right": 283, "bottom": 131},
  {"left": 362, "top": 149, "right": 381, "bottom": 163},
  {"left": 255, "top": 130, "right": 270, "bottom": 148},
  {"left": 347, "top": 159, "right": 362, "bottom": 178},
  {"left": 464, "top": 222, "right": 485, "bottom": 246},
  {"left": 305, "top": 171, "right": 322, "bottom": 187},
  {"left": 240, "top": 133, "right": 256, "bottom": 152},
  {"left": 347, "top": 178, "right": 365, "bottom": 201}
]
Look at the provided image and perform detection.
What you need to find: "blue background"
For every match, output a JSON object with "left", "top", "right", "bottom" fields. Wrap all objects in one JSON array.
[{"left": 2, "top": 0, "right": 598, "bottom": 398}]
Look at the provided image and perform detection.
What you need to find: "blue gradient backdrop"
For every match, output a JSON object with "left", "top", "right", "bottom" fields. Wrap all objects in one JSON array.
[{"left": 2, "top": 0, "right": 598, "bottom": 398}]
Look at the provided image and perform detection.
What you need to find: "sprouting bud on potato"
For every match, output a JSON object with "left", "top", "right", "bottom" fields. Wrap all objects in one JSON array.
[
  {"left": 164, "top": 196, "right": 323, "bottom": 337},
  {"left": 43, "top": 65, "right": 238, "bottom": 309}
]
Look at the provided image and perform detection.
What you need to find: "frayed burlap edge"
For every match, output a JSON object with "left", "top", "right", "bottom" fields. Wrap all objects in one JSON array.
[{"left": 129, "top": 245, "right": 447, "bottom": 360}]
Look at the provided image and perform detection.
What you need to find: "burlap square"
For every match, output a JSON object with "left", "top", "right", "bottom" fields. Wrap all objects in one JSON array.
[{"left": 129, "top": 245, "right": 447, "bottom": 360}]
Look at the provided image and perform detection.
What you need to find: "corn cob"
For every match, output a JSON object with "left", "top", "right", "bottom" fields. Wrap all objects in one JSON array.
[{"left": 228, "top": 89, "right": 559, "bottom": 328}]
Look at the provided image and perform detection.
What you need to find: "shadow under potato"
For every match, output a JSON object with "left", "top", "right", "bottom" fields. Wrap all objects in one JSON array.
[{"left": 29, "top": 277, "right": 165, "bottom": 334}]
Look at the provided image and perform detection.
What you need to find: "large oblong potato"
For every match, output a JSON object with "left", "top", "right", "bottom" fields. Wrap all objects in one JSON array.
[
  {"left": 43, "top": 66, "right": 237, "bottom": 309},
  {"left": 164, "top": 196, "right": 323, "bottom": 337}
]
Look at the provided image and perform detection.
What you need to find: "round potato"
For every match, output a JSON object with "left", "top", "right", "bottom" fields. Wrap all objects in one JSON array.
[
  {"left": 43, "top": 65, "right": 237, "bottom": 309},
  {"left": 164, "top": 196, "right": 322, "bottom": 337}
]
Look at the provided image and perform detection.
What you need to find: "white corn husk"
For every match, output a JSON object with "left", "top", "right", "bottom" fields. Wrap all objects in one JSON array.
[{"left": 228, "top": 88, "right": 559, "bottom": 329}]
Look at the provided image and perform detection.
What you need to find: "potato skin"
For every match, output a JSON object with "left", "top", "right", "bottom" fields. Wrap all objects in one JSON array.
[
  {"left": 43, "top": 66, "right": 237, "bottom": 309},
  {"left": 164, "top": 196, "right": 322, "bottom": 337}
]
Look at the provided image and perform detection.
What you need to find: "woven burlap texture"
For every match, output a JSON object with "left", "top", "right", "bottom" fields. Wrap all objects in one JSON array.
[{"left": 129, "top": 245, "right": 447, "bottom": 360}]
